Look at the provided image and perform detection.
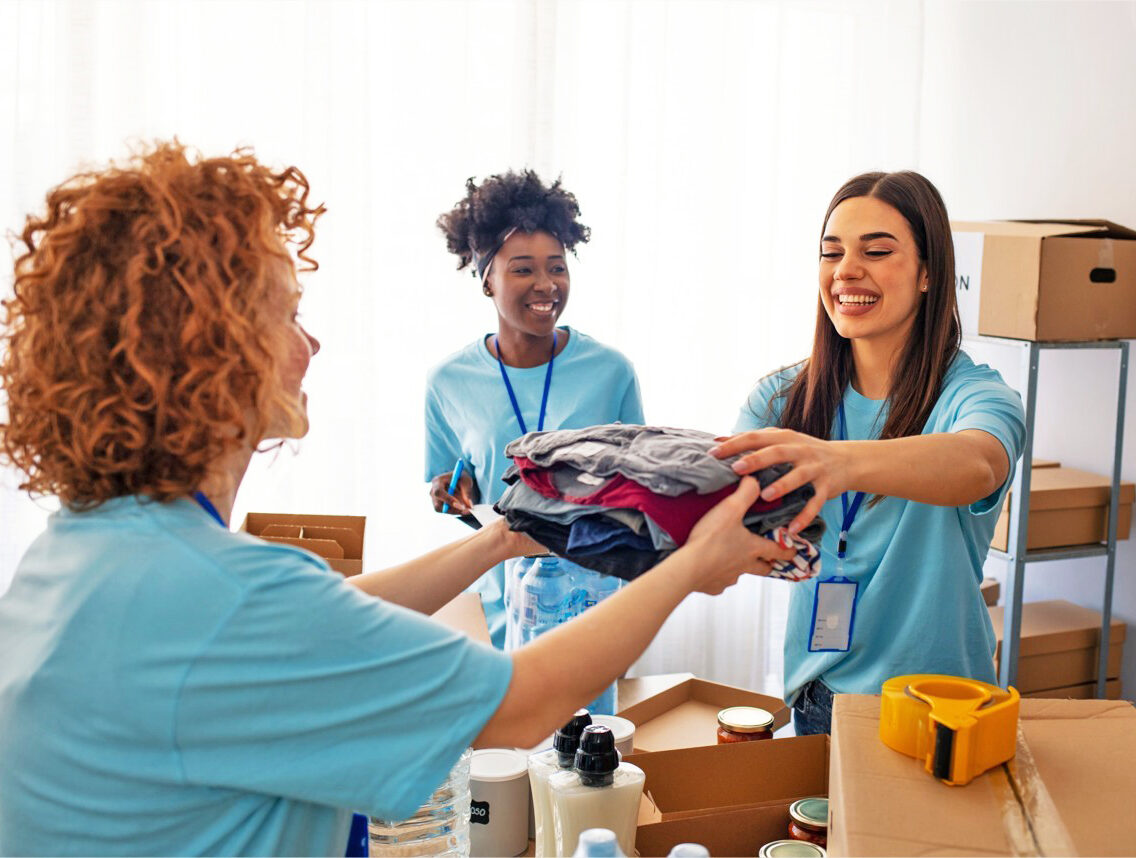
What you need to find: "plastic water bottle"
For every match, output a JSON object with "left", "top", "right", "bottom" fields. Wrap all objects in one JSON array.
[
  {"left": 667, "top": 844, "right": 710, "bottom": 857},
  {"left": 520, "top": 557, "right": 576, "bottom": 643},
  {"left": 369, "top": 748, "right": 471, "bottom": 856},
  {"left": 573, "top": 828, "right": 626, "bottom": 857},
  {"left": 578, "top": 567, "right": 622, "bottom": 714},
  {"left": 503, "top": 556, "right": 536, "bottom": 651}
]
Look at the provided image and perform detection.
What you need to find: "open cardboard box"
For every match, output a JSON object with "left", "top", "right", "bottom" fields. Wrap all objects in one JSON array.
[
  {"left": 992, "top": 466, "right": 1134, "bottom": 551},
  {"left": 951, "top": 219, "right": 1136, "bottom": 341},
  {"left": 989, "top": 599, "right": 1126, "bottom": 692},
  {"left": 828, "top": 694, "right": 1136, "bottom": 856},
  {"left": 627, "top": 735, "right": 829, "bottom": 857},
  {"left": 617, "top": 677, "right": 789, "bottom": 752},
  {"left": 242, "top": 512, "right": 365, "bottom": 576}
]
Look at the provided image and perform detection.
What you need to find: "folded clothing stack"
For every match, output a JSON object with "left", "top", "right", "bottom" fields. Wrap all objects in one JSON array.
[{"left": 495, "top": 424, "right": 825, "bottom": 583}]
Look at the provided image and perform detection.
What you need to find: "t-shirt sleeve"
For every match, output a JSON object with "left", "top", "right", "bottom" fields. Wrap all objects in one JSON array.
[
  {"left": 733, "top": 372, "right": 787, "bottom": 433},
  {"left": 425, "top": 381, "right": 464, "bottom": 484},
  {"left": 947, "top": 375, "right": 1026, "bottom": 515},
  {"left": 618, "top": 366, "right": 646, "bottom": 425},
  {"left": 174, "top": 552, "right": 513, "bottom": 821}
]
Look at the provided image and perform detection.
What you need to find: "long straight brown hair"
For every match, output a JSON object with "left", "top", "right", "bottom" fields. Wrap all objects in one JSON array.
[{"left": 773, "top": 171, "right": 961, "bottom": 448}]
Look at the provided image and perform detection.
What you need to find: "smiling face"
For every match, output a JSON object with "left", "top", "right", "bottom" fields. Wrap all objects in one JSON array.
[
  {"left": 484, "top": 229, "right": 569, "bottom": 337},
  {"left": 819, "top": 195, "right": 928, "bottom": 347}
]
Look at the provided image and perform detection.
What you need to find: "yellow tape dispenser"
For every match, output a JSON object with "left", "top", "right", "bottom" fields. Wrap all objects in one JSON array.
[{"left": 879, "top": 674, "right": 1020, "bottom": 786}]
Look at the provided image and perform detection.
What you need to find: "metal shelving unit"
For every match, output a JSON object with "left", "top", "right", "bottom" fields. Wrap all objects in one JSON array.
[{"left": 970, "top": 336, "right": 1129, "bottom": 698}]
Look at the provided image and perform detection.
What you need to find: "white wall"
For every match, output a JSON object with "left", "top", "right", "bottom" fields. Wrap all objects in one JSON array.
[{"left": 918, "top": 0, "right": 1136, "bottom": 699}]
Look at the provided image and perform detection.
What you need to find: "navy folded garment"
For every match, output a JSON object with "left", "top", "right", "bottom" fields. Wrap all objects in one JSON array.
[{"left": 566, "top": 515, "right": 655, "bottom": 556}]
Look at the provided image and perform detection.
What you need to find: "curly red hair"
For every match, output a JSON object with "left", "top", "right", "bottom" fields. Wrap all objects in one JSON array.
[{"left": 0, "top": 141, "right": 324, "bottom": 508}]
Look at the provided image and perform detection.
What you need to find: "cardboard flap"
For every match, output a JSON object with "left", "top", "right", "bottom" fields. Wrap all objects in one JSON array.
[
  {"left": 260, "top": 524, "right": 302, "bottom": 538},
  {"left": 1015, "top": 218, "right": 1136, "bottom": 240},
  {"left": 989, "top": 599, "right": 1127, "bottom": 655},
  {"left": 1004, "top": 466, "right": 1136, "bottom": 511},
  {"left": 302, "top": 525, "right": 363, "bottom": 559},
  {"left": 954, "top": 219, "right": 1136, "bottom": 240},
  {"left": 260, "top": 535, "right": 346, "bottom": 559}
]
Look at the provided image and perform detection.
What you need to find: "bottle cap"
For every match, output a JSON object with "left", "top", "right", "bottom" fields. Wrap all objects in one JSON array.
[
  {"left": 758, "top": 840, "right": 826, "bottom": 858},
  {"left": 788, "top": 797, "right": 828, "bottom": 829},
  {"left": 574, "top": 725, "right": 620, "bottom": 784},
  {"left": 717, "top": 706, "right": 774, "bottom": 733},
  {"left": 554, "top": 709, "right": 593, "bottom": 766},
  {"left": 573, "top": 828, "right": 622, "bottom": 857}
]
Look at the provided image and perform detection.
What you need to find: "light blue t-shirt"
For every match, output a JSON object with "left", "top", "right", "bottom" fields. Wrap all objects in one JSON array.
[
  {"left": 0, "top": 497, "right": 512, "bottom": 857},
  {"left": 425, "top": 327, "right": 644, "bottom": 647},
  {"left": 734, "top": 351, "right": 1025, "bottom": 705}
]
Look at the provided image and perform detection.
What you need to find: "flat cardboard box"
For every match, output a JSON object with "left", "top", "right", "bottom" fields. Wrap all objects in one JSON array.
[
  {"left": 952, "top": 219, "right": 1136, "bottom": 341},
  {"left": 627, "top": 735, "right": 829, "bottom": 857},
  {"left": 828, "top": 694, "right": 1136, "bottom": 856},
  {"left": 242, "top": 512, "right": 366, "bottom": 576},
  {"left": 992, "top": 466, "right": 1134, "bottom": 551},
  {"left": 617, "top": 677, "right": 789, "bottom": 752},
  {"left": 989, "top": 599, "right": 1126, "bottom": 691},
  {"left": 1022, "top": 678, "right": 1123, "bottom": 700}
]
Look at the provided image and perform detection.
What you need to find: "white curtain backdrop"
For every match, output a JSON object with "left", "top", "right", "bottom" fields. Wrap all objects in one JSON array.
[{"left": 0, "top": 0, "right": 924, "bottom": 694}]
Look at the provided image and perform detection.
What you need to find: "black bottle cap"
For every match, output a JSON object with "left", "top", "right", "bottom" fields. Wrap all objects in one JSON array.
[
  {"left": 553, "top": 709, "right": 592, "bottom": 767},
  {"left": 574, "top": 725, "right": 620, "bottom": 786}
]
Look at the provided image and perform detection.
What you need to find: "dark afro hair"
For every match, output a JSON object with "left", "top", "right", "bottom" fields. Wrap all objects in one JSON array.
[{"left": 437, "top": 169, "right": 590, "bottom": 273}]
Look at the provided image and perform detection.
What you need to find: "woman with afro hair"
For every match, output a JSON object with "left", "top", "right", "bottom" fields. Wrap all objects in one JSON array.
[{"left": 427, "top": 170, "right": 645, "bottom": 648}]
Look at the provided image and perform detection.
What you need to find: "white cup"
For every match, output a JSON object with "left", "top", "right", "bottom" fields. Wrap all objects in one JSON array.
[
  {"left": 590, "top": 714, "right": 636, "bottom": 757},
  {"left": 470, "top": 748, "right": 530, "bottom": 857}
]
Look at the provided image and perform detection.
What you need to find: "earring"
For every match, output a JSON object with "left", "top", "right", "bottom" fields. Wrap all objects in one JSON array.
[
  {"left": 483, "top": 286, "right": 492, "bottom": 297},
  {"left": 921, "top": 284, "right": 928, "bottom": 292}
]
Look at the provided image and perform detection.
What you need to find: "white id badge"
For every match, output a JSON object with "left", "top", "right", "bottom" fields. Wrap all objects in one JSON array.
[{"left": 808, "top": 576, "right": 858, "bottom": 652}]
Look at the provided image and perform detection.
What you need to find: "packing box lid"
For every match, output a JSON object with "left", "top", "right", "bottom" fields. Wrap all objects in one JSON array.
[
  {"left": 829, "top": 694, "right": 1136, "bottom": 856},
  {"left": 618, "top": 677, "right": 789, "bottom": 752},
  {"left": 1001, "top": 466, "right": 1135, "bottom": 511},
  {"left": 988, "top": 599, "right": 1127, "bottom": 656},
  {"left": 953, "top": 219, "right": 1136, "bottom": 240}
]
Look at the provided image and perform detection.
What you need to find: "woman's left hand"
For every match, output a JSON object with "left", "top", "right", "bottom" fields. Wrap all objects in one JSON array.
[{"left": 710, "top": 429, "right": 852, "bottom": 534}]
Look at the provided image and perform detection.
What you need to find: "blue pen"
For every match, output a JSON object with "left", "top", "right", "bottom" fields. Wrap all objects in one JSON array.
[{"left": 441, "top": 459, "right": 465, "bottom": 514}]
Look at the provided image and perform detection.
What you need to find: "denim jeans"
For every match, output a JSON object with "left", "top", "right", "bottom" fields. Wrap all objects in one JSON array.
[{"left": 793, "top": 678, "right": 834, "bottom": 735}]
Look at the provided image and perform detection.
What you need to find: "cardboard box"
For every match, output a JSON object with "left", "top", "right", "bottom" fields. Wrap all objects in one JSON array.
[
  {"left": 828, "top": 694, "right": 1136, "bottom": 856},
  {"left": 1022, "top": 678, "right": 1122, "bottom": 700},
  {"left": 242, "top": 512, "right": 365, "bottom": 576},
  {"left": 952, "top": 219, "right": 1136, "bottom": 341},
  {"left": 627, "top": 735, "right": 829, "bottom": 857},
  {"left": 617, "top": 677, "right": 789, "bottom": 752},
  {"left": 989, "top": 599, "right": 1126, "bottom": 692},
  {"left": 992, "top": 466, "right": 1134, "bottom": 551},
  {"left": 980, "top": 577, "right": 1000, "bottom": 607}
]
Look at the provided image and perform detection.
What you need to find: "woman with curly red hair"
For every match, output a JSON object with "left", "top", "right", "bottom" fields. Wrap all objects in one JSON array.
[{"left": 0, "top": 142, "right": 793, "bottom": 856}]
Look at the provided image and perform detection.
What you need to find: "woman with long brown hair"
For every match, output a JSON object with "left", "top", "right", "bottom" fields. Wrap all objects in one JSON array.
[{"left": 712, "top": 171, "right": 1026, "bottom": 735}]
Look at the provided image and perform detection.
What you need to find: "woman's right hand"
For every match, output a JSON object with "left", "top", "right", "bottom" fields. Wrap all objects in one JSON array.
[
  {"left": 429, "top": 471, "right": 477, "bottom": 515},
  {"left": 679, "top": 477, "right": 798, "bottom": 595}
]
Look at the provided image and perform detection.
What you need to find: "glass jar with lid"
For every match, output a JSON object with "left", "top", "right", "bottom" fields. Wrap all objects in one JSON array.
[
  {"left": 787, "top": 797, "right": 828, "bottom": 847},
  {"left": 715, "top": 706, "right": 774, "bottom": 743},
  {"left": 758, "top": 839, "right": 826, "bottom": 858}
]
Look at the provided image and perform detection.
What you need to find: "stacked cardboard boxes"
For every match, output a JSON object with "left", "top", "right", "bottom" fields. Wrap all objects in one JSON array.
[{"left": 989, "top": 599, "right": 1126, "bottom": 698}]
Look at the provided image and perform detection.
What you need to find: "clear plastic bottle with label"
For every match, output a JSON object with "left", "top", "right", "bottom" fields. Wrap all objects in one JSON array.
[
  {"left": 503, "top": 555, "right": 537, "bottom": 651},
  {"left": 520, "top": 556, "right": 576, "bottom": 644},
  {"left": 549, "top": 726, "right": 645, "bottom": 857},
  {"left": 528, "top": 710, "right": 592, "bottom": 858},
  {"left": 369, "top": 748, "right": 472, "bottom": 857}
]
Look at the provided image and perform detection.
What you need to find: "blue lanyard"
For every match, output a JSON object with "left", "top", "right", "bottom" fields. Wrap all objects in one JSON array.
[
  {"left": 494, "top": 330, "right": 557, "bottom": 435},
  {"left": 192, "top": 491, "right": 227, "bottom": 528},
  {"left": 836, "top": 402, "right": 865, "bottom": 560}
]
